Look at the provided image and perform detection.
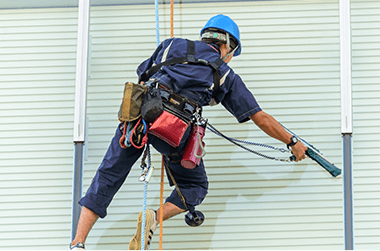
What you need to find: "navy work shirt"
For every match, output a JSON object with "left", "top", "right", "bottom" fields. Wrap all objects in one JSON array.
[{"left": 137, "top": 38, "right": 261, "bottom": 123}]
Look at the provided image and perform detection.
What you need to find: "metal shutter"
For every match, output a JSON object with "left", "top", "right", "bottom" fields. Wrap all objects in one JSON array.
[
  {"left": 351, "top": 0, "right": 380, "bottom": 249},
  {"left": 84, "top": 4, "right": 162, "bottom": 249},
  {"left": 0, "top": 7, "right": 78, "bottom": 249},
  {"left": 84, "top": 1, "right": 344, "bottom": 249}
]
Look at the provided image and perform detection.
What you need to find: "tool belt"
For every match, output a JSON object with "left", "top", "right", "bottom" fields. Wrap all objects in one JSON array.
[
  {"left": 118, "top": 80, "right": 200, "bottom": 149},
  {"left": 148, "top": 84, "right": 200, "bottom": 148}
]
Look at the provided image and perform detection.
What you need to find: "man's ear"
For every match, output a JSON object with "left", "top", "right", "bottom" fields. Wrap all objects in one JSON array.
[
  {"left": 220, "top": 43, "right": 227, "bottom": 51},
  {"left": 219, "top": 43, "right": 227, "bottom": 56}
]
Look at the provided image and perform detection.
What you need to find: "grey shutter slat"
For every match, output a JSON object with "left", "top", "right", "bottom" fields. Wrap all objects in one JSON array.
[
  {"left": 351, "top": 0, "right": 380, "bottom": 249},
  {"left": 0, "top": 7, "right": 78, "bottom": 249},
  {"left": 84, "top": 1, "right": 344, "bottom": 250}
]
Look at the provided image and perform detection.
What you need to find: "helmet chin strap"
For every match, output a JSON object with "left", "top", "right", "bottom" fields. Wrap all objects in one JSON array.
[{"left": 222, "top": 33, "right": 239, "bottom": 61}]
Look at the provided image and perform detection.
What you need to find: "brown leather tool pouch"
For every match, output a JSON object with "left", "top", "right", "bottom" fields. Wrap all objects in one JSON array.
[{"left": 118, "top": 82, "right": 148, "bottom": 122}]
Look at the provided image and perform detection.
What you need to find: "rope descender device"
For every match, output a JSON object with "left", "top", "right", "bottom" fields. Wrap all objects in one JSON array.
[
  {"left": 139, "top": 146, "right": 155, "bottom": 183},
  {"left": 139, "top": 144, "right": 155, "bottom": 250}
]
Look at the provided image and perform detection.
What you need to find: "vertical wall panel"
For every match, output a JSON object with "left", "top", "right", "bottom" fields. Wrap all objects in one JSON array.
[
  {"left": 0, "top": 8, "right": 77, "bottom": 250},
  {"left": 351, "top": 0, "right": 380, "bottom": 249},
  {"left": 84, "top": 1, "right": 343, "bottom": 250},
  {"left": 84, "top": 5, "right": 163, "bottom": 250},
  {"left": 201, "top": 1, "right": 343, "bottom": 250}
]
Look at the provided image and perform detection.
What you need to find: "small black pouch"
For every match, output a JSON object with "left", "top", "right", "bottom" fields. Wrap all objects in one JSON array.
[{"left": 141, "top": 86, "right": 163, "bottom": 123}]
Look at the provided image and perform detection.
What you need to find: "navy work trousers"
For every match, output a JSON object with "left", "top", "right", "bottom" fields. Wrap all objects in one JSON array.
[{"left": 79, "top": 124, "right": 208, "bottom": 218}]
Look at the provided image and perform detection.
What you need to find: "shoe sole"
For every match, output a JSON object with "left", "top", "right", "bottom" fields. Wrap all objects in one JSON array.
[{"left": 129, "top": 209, "right": 156, "bottom": 250}]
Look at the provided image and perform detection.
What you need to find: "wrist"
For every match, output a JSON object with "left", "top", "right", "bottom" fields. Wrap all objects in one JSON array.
[{"left": 287, "top": 135, "right": 298, "bottom": 149}]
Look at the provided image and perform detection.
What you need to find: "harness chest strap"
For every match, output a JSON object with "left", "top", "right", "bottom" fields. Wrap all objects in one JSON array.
[{"left": 139, "top": 40, "right": 224, "bottom": 98}]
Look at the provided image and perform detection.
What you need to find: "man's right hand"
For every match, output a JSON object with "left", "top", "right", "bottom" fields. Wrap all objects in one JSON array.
[{"left": 291, "top": 141, "right": 307, "bottom": 162}]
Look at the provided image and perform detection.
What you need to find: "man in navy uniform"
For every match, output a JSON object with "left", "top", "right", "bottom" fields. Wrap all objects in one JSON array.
[{"left": 70, "top": 14, "right": 307, "bottom": 250}]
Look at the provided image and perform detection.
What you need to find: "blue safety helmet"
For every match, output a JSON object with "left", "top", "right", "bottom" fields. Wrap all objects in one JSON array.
[{"left": 200, "top": 14, "right": 241, "bottom": 57}]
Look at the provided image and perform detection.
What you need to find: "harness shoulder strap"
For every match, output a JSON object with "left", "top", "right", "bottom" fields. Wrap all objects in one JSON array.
[
  {"left": 139, "top": 56, "right": 186, "bottom": 82},
  {"left": 209, "top": 58, "right": 224, "bottom": 94},
  {"left": 186, "top": 39, "right": 197, "bottom": 63},
  {"left": 139, "top": 39, "right": 224, "bottom": 97}
]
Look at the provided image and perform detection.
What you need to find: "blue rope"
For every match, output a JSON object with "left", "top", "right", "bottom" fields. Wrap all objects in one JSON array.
[
  {"left": 142, "top": 118, "right": 147, "bottom": 134},
  {"left": 141, "top": 144, "right": 152, "bottom": 250},
  {"left": 206, "top": 123, "right": 293, "bottom": 162},
  {"left": 207, "top": 125, "right": 289, "bottom": 153},
  {"left": 141, "top": 143, "right": 154, "bottom": 250},
  {"left": 141, "top": 2, "right": 160, "bottom": 249},
  {"left": 125, "top": 122, "right": 133, "bottom": 148},
  {"left": 155, "top": 0, "right": 160, "bottom": 46},
  {"left": 141, "top": 181, "right": 147, "bottom": 250}
]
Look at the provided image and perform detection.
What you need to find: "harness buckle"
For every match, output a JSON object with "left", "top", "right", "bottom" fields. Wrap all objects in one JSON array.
[
  {"left": 184, "top": 102, "right": 195, "bottom": 114},
  {"left": 187, "top": 54, "right": 196, "bottom": 63}
]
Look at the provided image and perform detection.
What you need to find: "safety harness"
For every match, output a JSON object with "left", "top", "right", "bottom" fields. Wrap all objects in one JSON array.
[
  {"left": 139, "top": 39, "right": 225, "bottom": 98},
  {"left": 121, "top": 39, "right": 225, "bottom": 150},
  {"left": 133, "top": 40, "right": 222, "bottom": 233}
]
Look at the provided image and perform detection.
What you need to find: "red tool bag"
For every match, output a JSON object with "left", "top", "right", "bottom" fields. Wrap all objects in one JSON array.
[{"left": 148, "top": 109, "right": 191, "bottom": 148}]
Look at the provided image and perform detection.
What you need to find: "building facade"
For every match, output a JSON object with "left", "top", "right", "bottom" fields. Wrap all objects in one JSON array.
[{"left": 0, "top": 0, "right": 379, "bottom": 249}]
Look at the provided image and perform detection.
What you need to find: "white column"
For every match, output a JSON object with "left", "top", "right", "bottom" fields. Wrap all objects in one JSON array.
[
  {"left": 340, "top": 0, "right": 352, "bottom": 134},
  {"left": 339, "top": 0, "right": 354, "bottom": 250},
  {"left": 74, "top": 0, "right": 90, "bottom": 143},
  {"left": 72, "top": 0, "right": 90, "bottom": 241}
]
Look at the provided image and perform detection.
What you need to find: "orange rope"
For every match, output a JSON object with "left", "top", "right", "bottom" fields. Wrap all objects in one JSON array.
[
  {"left": 170, "top": 0, "right": 174, "bottom": 38},
  {"left": 159, "top": 155, "right": 165, "bottom": 250}
]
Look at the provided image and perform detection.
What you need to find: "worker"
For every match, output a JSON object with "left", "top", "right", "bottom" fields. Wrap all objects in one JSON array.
[{"left": 69, "top": 14, "right": 307, "bottom": 250}]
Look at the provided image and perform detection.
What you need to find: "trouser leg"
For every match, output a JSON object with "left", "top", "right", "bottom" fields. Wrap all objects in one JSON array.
[
  {"left": 164, "top": 157, "right": 208, "bottom": 211},
  {"left": 148, "top": 128, "right": 209, "bottom": 211},
  {"left": 79, "top": 125, "right": 145, "bottom": 218}
]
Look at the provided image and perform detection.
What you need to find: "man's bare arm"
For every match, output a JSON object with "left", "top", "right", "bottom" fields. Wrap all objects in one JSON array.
[{"left": 249, "top": 111, "right": 307, "bottom": 162}]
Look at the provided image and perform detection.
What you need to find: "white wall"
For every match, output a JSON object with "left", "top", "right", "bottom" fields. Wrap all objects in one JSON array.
[
  {"left": 351, "top": 0, "right": 380, "bottom": 249},
  {"left": 84, "top": 1, "right": 344, "bottom": 249},
  {"left": 0, "top": 0, "right": 379, "bottom": 250},
  {"left": 0, "top": 7, "right": 78, "bottom": 250}
]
